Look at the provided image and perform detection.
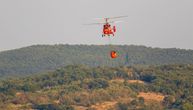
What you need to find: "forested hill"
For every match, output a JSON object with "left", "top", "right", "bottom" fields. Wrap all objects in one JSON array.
[
  {"left": 0, "top": 64, "right": 193, "bottom": 109},
  {"left": 0, "top": 44, "right": 193, "bottom": 77}
]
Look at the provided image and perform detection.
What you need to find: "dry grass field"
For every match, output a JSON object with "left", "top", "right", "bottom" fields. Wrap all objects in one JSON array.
[{"left": 138, "top": 92, "right": 165, "bottom": 102}]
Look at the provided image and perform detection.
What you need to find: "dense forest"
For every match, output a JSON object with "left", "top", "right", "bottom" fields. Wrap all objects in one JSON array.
[
  {"left": 0, "top": 45, "right": 193, "bottom": 78},
  {"left": 0, "top": 64, "right": 192, "bottom": 110}
]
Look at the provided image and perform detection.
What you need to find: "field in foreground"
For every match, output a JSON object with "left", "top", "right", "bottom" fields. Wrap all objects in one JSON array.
[{"left": 0, "top": 64, "right": 193, "bottom": 110}]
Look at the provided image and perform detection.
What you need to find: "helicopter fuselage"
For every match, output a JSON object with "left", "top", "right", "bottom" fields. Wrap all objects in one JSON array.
[{"left": 102, "top": 23, "right": 116, "bottom": 37}]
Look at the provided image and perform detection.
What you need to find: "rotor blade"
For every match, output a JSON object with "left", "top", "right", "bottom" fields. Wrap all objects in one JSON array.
[
  {"left": 92, "top": 18, "right": 104, "bottom": 20},
  {"left": 109, "top": 21, "right": 124, "bottom": 24},
  {"left": 108, "top": 16, "right": 128, "bottom": 19},
  {"left": 93, "top": 16, "right": 128, "bottom": 20},
  {"left": 83, "top": 22, "right": 105, "bottom": 25}
]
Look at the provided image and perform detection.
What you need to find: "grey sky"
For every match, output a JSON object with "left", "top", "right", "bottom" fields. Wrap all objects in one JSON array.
[{"left": 0, "top": 0, "right": 193, "bottom": 51}]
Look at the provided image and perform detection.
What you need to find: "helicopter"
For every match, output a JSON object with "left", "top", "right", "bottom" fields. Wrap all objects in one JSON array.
[
  {"left": 85, "top": 16, "right": 127, "bottom": 37},
  {"left": 102, "top": 18, "right": 116, "bottom": 37},
  {"left": 85, "top": 16, "right": 127, "bottom": 58}
]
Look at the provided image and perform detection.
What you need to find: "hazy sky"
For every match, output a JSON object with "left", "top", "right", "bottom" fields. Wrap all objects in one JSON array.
[{"left": 0, "top": 0, "right": 193, "bottom": 51}]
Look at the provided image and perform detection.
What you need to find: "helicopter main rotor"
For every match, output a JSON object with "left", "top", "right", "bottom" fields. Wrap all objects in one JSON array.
[{"left": 84, "top": 16, "right": 127, "bottom": 25}]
